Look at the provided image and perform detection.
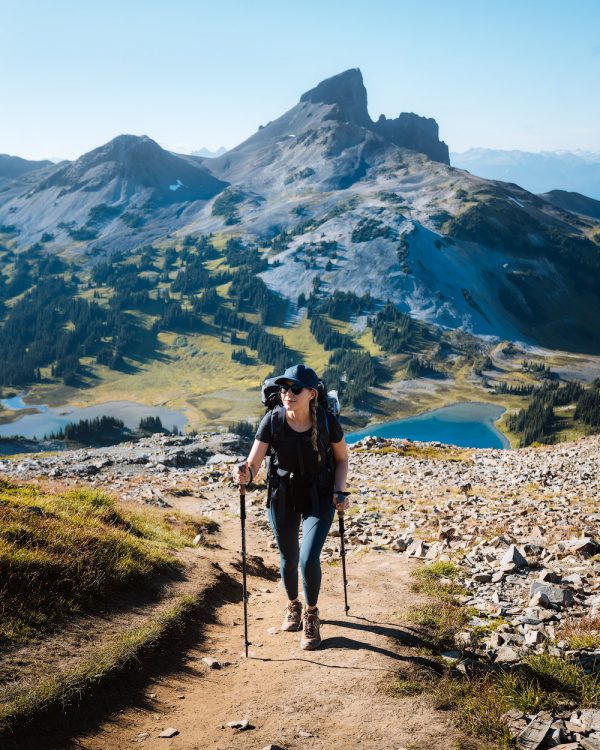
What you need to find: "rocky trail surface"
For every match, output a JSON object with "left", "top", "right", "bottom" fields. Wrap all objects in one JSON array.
[
  {"left": 3, "top": 431, "right": 600, "bottom": 749},
  {"left": 12, "top": 480, "right": 470, "bottom": 750}
]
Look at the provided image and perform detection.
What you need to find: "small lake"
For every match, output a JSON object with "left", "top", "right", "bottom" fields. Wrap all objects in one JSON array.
[
  {"left": 346, "top": 402, "right": 509, "bottom": 449},
  {"left": 0, "top": 395, "right": 187, "bottom": 440}
]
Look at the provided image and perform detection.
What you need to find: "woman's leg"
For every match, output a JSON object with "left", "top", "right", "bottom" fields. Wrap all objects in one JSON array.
[
  {"left": 299, "top": 499, "right": 335, "bottom": 607},
  {"left": 266, "top": 499, "right": 302, "bottom": 601}
]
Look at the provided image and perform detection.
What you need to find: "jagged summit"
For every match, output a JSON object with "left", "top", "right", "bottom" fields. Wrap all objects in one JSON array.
[
  {"left": 374, "top": 112, "right": 449, "bottom": 165},
  {"left": 299, "top": 68, "right": 449, "bottom": 164},
  {"left": 207, "top": 68, "right": 450, "bottom": 190},
  {"left": 299, "top": 68, "right": 371, "bottom": 128}
]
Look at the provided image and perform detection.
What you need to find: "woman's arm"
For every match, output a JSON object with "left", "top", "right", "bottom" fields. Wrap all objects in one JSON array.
[
  {"left": 331, "top": 438, "right": 349, "bottom": 511},
  {"left": 231, "top": 439, "right": 270, "bottom": 484}
]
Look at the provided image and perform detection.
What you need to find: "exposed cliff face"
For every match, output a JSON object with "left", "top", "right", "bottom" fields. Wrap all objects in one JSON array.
[
  {"left": 373, "top": 112, "right": 449, "bottom": 165},
  {"left": 299, "top": 68, "right": 372, "bottom": 128},
  {"left": 298, "top": 69, "right": 449, "bottom": 164}
]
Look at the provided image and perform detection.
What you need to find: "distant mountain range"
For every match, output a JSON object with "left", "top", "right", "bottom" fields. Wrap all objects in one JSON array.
[
  {"left": 191, "top": 147, "right": 228, "bottom": 159},
  {"left": 0, "top": 68, "right": 599, "bottom": 353},
  {"left": 451, "top": 149, "right": 600, "bottom": 200}
]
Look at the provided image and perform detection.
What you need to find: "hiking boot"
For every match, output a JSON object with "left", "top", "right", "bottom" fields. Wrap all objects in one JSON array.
[
  {"left": 301, "top": 607, "right": 321, "bottom": 650},
  {"left": 280, "top": 599, "right": 303, "bottom": 631}
]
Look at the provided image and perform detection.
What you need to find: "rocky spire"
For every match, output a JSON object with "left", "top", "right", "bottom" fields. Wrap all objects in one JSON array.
[
  {"left": 299, "top": 68, "right": 449, "bottom": 164},
  {"left": 300, "top": 68, "right": 372, "bottom": 128}
]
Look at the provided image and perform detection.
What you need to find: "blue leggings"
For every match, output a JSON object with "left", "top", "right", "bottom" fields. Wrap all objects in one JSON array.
[{"left": 267, "top": 496, "right": 335, "bottom": 607}]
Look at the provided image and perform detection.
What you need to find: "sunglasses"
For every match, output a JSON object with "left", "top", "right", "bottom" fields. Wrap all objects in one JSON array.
[{"left": 279, "top": 384, "right": 305, "bottom": 395}]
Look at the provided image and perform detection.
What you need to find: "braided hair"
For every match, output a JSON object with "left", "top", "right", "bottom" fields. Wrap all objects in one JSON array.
[{"left": 309, "top": 394, "right": 320, "bottom": 461}]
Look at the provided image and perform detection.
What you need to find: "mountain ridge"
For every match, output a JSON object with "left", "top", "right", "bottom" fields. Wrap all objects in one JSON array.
[
  {"left": 0, "top": 70, "right": 598, "bottom": 353},
  {"left": 0, "top": 154, "right": 54, "bottom": 182}
]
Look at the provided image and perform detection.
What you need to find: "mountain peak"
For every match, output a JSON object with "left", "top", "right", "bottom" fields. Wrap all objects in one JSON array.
[
  {"left": 297, "top": 69, "right": 449, "bottom": 164},
  {"left": 35, "top": 133, "right": 226, "bottom": 203},
  {"left": 90, "top": 134, "right": 163, "bottom": 164},
  {"left": 300, "top": 68, "right": 371, "bottom": 127}
]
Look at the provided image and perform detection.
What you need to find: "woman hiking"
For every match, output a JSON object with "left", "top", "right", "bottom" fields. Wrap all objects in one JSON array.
[{"left": 232, "top": 364, "right": 349, "bottom": 650}]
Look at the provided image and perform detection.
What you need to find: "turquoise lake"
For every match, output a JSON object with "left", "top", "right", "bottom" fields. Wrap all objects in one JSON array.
[
  {"left": 346, "top": 402, "right": 509, "bottom": 449},
  {"left": 0, "top": 396, "right": 509, "bottom": 451}
]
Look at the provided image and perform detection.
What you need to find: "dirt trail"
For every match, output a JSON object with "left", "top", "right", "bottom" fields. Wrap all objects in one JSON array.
[{"left": 31, "top": 492, "right": 474, "bottom": 750}]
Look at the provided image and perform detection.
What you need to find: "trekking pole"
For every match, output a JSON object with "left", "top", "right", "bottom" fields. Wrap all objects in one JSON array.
[
  {"left": 238, "top": 464, "right": 251, "bottom": 657},
  {"left": 337, "top": 494, "right": 350, "bottom": 615}
]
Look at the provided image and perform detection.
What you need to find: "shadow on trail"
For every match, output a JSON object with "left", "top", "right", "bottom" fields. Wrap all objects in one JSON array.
[
  {"left": 254, "top": 653, "right": 397, "bottom": 671},
  {"left": 255, "top": 615, "right": 440, "bottom": 671},
  {"left": 325, "top": 617, "right": 424, "bottom": 647},
  {"left": 0, "top": 570, "right": 243, "bottom": 750},
  {"left": 325, "top": 615, "right": 444, "bottom": 662}
]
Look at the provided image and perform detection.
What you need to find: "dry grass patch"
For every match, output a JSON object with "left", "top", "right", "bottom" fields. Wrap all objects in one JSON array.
[
  {"left": 0, "top": 478, "right": 213, "bottom": 643},
  {"left": 559, "top": 614, "right": 600, "bottom": 650},
  {"left": 357, "top": 443, "right": 474, "bottom": 463},
  {"left": 406, "top": 598, "right": 468, "bottom": 651}
]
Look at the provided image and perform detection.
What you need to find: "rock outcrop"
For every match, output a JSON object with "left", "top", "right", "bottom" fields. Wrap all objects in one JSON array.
[{"left": 298, "top": 69, "right": 449, "bottom": 164}]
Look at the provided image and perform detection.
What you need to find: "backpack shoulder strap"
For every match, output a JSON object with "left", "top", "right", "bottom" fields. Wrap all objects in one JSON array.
[{"left": 269, "top": 405, "right": 285, "bottom": 452}]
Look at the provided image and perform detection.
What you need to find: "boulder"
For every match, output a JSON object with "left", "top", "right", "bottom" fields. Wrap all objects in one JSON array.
[
  {"left": 516, "top": 712, "right": 553, "bottom": 750},
  {"left": 501, "top": 544, "right": 529, "bottom": 569},
  {"left": 529, "top": 582, "right": 574, "bottom": 608},
  {"left": 558, "top": 538, "right": 598, "bottom": 557}
]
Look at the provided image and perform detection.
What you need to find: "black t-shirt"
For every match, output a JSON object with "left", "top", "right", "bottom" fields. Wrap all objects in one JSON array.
[{"left": 256, "top": 408, "right": 344, "bottom": 475}]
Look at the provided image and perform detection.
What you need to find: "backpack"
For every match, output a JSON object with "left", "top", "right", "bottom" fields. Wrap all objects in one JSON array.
[{"left": 260, "top": 377, "right": 340, "bottom": 513}]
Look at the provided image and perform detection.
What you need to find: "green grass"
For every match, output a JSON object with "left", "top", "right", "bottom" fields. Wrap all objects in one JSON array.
[
  {"left": 401, "top": 589, "right": 600, "bottom": 748},
  {"left": 391, "top": 656, "right": 600, "bottom": 749},
  {"left": 560, "top": 614, "right": 600, "bottom": 650},
  {"left": 411, "top": 562, "right": 469, "bottom": 599},
  {"left": 0, "top": 478, "right": 213, "bottom": 642},
  {"left": 499, "top": 653, "right": 600, "bottom": 711},
  {"left": 450, "top": 654, "right": 600, "bottom": 747},
  {"left": 406, "top": 599, "right": 469, "bottom": 651},
  {"left": 451, "top": 675, "right": 515, "bottom": 748}
]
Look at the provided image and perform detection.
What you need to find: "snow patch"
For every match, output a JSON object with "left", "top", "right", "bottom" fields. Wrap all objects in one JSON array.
[{"left": 169, "top": 179, "right": 185, "bottom": 192}]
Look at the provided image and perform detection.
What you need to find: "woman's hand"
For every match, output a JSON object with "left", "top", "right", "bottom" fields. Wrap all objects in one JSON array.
[
  {"left": 333, "top": 492, "right": 350, "bottom": 513},
  {"left": 232, "top": 462, "right": 251, "bottom": 485}
]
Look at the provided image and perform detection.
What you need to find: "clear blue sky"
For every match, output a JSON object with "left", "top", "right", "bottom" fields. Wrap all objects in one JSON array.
[{"left": 2, "top": 0, "right": 599, "bottom": 160}]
